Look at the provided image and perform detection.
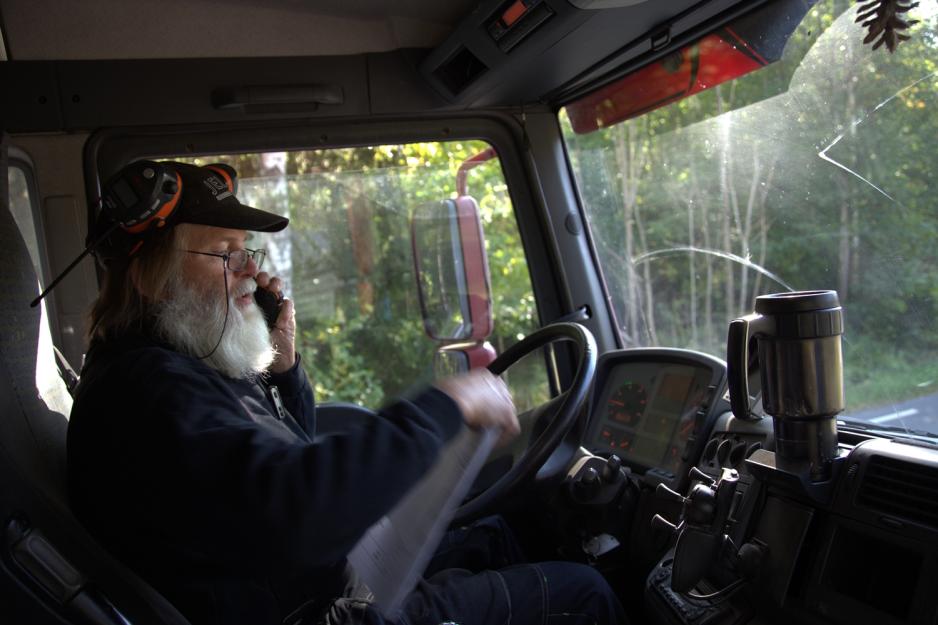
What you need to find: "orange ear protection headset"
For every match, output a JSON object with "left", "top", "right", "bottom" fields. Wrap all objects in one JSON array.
[
  {"left": 103, "top": 162, "right": 183, "bottom": 230},
  {"left": 30, "top": 160, "right": 186, "bottom": 307},
  {"left": 94, "top": 160, "right": 185, "bottom": 260}
]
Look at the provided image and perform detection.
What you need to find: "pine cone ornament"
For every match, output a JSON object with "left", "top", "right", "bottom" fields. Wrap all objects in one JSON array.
[{"left": 856, "top": 0, "right": 919, "bottom": 52}]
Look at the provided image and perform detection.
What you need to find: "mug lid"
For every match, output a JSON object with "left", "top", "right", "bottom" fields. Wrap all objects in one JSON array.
[{"left": 754, "top": 290, "right": 840, "bottom": 314}]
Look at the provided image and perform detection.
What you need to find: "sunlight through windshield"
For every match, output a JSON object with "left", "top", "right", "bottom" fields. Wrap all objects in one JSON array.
[{"left": 562, "top": 0, "right": 938, "bottom": 440}]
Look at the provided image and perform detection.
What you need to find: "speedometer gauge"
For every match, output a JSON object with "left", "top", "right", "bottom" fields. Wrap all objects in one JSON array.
[{"left": 606, "top": 381, "right": 646, "bottom": 426}]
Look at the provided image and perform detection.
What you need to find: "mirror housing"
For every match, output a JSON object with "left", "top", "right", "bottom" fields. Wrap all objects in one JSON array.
[{"left": 411, "top": 196, "right": 493, "bottom": 342}]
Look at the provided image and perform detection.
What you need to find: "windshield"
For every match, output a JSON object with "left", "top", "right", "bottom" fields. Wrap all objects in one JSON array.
[{"left": 561, "top": 0, "right": 938, "bottom": 440}]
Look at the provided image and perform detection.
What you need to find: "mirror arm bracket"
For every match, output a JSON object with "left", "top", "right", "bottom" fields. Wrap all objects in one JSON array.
[{"left": 552, "top": 305, "right": 591, "bottom": 324}]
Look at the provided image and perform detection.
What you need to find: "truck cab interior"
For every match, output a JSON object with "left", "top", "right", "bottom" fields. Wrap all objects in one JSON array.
[{"left": 2, "top": 0, "right": 938, "bottom": 624}]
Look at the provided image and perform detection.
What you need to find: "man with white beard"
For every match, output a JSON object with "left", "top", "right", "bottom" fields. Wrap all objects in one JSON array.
[
  {"left": 151, "top": 231, "right": 280, "bottom": 382},
  {"left": 67, "top": 162, "right": 626, "bottom": 625}
]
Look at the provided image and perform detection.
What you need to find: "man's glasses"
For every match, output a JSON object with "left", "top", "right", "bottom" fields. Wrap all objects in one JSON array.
[{"left": 185, "top": 248, "right": 266, "bottom": 272}]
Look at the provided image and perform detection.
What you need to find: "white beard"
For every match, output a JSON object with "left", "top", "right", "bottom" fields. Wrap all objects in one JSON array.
[{"left": 153, "top": 275, "right": 276, "bottom": 380}]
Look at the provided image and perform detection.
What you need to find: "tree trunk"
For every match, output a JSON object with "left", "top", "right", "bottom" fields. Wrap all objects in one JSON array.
[
  {"left": 615, "top": 124, "right": 639, "bottom": 345},
  {"left": 739, "top": 151, "right": 761, "bottom": 312},
  {"left": 701, "top": 176, "right": 714, "bottom": 350},
  {"left": 634, "top": 199, "right": 659, "bottom": 344},
  {"left": 688, "top": 190, "right": 698, "bottom": 347},
  {"left": 834, "top": 24, "right": 857, "bottom": 301},
  {"left": 614, "top": 120, "right": 652, "bottom": 345},
  {"left": 717, "top": 86, "right": 736, "bottom": 322},
  {"left": 751, "top": 157, "right": 777, "bottom": 298}
]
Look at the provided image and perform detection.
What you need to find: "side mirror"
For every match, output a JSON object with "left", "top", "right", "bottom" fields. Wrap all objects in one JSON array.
[{"left": 411, "top": 196, "right": 493, "bottom": 342}]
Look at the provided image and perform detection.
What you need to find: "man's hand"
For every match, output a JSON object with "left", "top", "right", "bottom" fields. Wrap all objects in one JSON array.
[
  {"left": 434, "top": 369, "right": 520, "bottom": 446},
  {"left": 255, "top": 272, "right": 296, "bottom": 373}
]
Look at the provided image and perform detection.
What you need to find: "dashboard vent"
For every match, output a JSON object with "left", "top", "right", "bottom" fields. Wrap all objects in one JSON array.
[{"left": 856, "top": 455, "right": 938, "bottom": 529}]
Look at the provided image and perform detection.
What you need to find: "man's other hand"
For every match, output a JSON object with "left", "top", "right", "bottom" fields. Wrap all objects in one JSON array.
[
  {"left": 434, "top": 369, "right": 520, "bottom": 446},
  {"left": 255, "top": 272, "right": 296, "bottom": 373}
]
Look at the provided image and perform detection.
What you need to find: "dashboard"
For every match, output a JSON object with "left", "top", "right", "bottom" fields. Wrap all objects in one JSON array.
[
  {"left": 585, "top": 348, "right": 727, "bottom": 478},
  {"left": 568, "top": 351, "right": 938, "bottom": 625}
]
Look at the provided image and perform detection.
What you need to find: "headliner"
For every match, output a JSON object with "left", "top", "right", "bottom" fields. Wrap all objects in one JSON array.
[{"left": 0, "top": 0, "right": 479, "bottom": 60}]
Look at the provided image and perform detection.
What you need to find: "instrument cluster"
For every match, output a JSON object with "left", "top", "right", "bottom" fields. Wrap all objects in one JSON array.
[{"left": 586, "top": 349, "right": 726, "bottom": 477}]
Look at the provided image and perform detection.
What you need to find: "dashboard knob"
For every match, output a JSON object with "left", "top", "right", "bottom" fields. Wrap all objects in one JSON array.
[
  {"left": 574, "top": 467, "right": 601, "bottom": 500},
  {"left": 655, "top": 483, "right": 686, "bottom": 506},
  {"left": 688, "top": 466, "right": 716, "bottom": 486},
  {"left": 684, "top": 483, "right": 717, "bottom": 526},
  {"left": 602, "top": 455, "right": 622, "bottom": 483}
]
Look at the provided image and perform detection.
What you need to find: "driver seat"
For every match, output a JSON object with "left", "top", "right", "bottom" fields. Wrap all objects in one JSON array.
[{"left": 0, "top": 134, "right": 191, "bottom": 624}]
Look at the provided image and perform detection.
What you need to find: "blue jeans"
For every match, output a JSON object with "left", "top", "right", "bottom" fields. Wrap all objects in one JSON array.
[{"left": 322, "top": 517, "right": 627, "bottom": 625}]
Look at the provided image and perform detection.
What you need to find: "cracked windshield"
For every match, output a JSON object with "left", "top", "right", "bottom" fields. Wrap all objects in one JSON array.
[{"left": 561, "top": 0, "right": 938, "bottom": 440}]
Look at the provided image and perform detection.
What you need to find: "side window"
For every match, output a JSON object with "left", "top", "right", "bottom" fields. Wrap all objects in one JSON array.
[
  {"left": 172, "top": 142, "right": 549, "bottom": 410},
  {"left": 7, "top": 159, "right": 73, "bottom": 417},
  {"left": 7, "top": 163, "right": 44, "bottom": 285}
]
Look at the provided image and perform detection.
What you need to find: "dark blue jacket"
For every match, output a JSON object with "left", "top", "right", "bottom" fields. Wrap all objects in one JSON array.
[{"left": 67, "top": 330, "right": 463, "bottom": 625}]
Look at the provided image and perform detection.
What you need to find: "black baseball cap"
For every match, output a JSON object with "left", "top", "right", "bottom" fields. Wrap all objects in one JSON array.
[
  {"left": 90, "top": 160, "right": 288, "bottom": 265},
  {"left": 169, "top": 161, "right": 289, "bottom": 233}
]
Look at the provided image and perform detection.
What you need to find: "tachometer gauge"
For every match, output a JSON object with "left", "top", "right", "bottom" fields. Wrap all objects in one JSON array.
[{"left": 607, "top": 381, "right": 646, "bottom": 426}]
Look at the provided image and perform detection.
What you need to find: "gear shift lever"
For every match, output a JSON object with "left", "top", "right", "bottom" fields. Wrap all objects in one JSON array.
[{"left": 652, "top": 467, "right": 739, "bottom": 592}]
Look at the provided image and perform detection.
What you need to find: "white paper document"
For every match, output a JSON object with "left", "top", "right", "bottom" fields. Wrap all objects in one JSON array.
[{"left": 347, "top": 426, "right": 499, "bottom": 618}]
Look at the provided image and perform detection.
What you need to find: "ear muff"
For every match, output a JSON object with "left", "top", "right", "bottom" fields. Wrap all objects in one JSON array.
[
  {"left": 92, "top": 160, "right": 184, "bottom": 263},
  {"left": 101, "top": 160, "right": 183, "bottom": 235}
]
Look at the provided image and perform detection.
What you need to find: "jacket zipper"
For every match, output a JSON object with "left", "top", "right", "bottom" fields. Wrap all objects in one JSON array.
[{"left": 268, "top": 385, "right": 287, "bottom": 420}]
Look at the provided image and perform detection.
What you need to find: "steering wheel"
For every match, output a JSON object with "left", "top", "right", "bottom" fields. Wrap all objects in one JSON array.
[{"left": 453, "top": 322, "right": 597, "bottom": 524}]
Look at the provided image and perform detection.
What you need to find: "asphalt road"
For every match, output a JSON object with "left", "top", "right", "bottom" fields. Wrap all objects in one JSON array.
[{"left": 841, "top": 392, "right": 938, "bottom": 435}]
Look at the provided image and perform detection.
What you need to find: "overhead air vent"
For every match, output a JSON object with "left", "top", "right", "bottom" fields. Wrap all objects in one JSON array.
[
  {"left": 433, "top": 46, "right": 489, "bottom": 95},
  {"left": 856, "top": 455, "right": 938, "bottom": 530}
]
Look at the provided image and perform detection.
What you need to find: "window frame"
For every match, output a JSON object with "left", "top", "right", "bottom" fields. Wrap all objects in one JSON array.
[
  {"left": 6, "top": 146, "right": 68, "bottom": 363},
  {"left": 85, "top": 114, "right": 602, "bottom": 395},
  {"left": 7, "top": 147, "right": 51, "bottom": 287}
]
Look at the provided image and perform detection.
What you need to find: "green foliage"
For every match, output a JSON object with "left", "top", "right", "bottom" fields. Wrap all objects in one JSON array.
[
  {"left": 845, "top": 335, "right": 938, "bottom": 408},
  {"left": 297, "top": 319, "right": 387, "bottom": 406}
]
